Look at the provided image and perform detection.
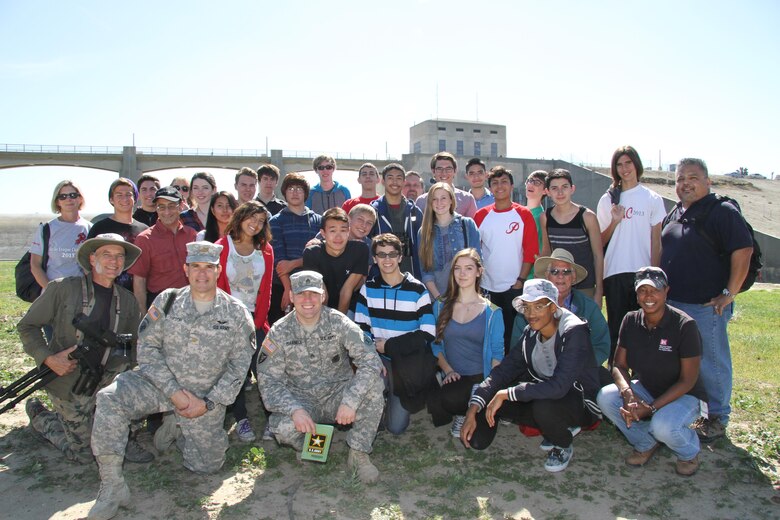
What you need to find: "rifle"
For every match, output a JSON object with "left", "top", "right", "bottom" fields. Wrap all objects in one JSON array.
[{"left": 0, "top": 314, "right": 133, "bottom": 414}]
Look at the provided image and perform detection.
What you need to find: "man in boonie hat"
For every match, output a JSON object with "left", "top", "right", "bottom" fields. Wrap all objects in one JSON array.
[
  {"left": 511, "top": 248, "right": 611, "bottom": 368},
  {"left": 88, "top": 240, "right": 255, "bottom": 519},
  {"left": 257, "top": 270, "right": 385, "bottom": 485},
  {"left": 18, "top": 233, "right": 147, "bottom": 467}
]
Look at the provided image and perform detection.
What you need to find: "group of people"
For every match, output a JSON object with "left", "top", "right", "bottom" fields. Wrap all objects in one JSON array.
[{"left": 18, "top": 147, "right": 753, "bottom": 519}]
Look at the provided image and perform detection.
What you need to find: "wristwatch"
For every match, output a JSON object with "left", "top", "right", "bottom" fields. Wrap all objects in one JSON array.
[
  {"left": 722, "top": 288, "right": 732, "bottom": 298},
  {"left": 203, "top": 397, "right": 215, "bottom": 411}
]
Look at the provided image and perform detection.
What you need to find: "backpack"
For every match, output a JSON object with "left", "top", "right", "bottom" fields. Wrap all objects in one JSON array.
[
  {"left": 685, "top": 195, "right": 762, "bottom": 292},
  {"left": 15, "top": 223, "right": 51, "bottom": 302}
]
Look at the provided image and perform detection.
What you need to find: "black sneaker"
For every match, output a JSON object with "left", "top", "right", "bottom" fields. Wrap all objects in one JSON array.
[{"left": 544, "top": 446, "right": 573, "bottom": 472}]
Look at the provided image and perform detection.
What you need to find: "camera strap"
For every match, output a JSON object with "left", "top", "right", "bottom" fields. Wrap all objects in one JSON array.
[{"left": 76, "top": 275, "right": 122, "bottom": 367}]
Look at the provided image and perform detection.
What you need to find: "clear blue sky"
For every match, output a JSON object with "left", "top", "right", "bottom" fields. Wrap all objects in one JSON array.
[{"left": 2, "top": 0, "right": 778, "bottom": 215}]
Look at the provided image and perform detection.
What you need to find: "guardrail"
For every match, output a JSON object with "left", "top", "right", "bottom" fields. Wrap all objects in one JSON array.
[{"left": 0, "top": 144, "right": 397, "bottom": 161}]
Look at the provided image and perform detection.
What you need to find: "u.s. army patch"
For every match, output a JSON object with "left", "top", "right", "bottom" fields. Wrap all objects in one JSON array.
[
  {"left": 147, "top": 305, "right": 162, "bottom": 321},
  {"left": 261, "top": 337, "right": 278, "bottom": 356}
]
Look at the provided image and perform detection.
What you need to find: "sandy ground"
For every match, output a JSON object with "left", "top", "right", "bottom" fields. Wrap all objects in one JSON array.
[{"left": 1, "top": 386, "right": 778, "bottom": 520}]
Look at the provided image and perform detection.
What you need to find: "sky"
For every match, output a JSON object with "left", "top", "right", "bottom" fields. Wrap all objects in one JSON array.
[{"left": 1, "top": 0, "right": 779, "bottom": 215}]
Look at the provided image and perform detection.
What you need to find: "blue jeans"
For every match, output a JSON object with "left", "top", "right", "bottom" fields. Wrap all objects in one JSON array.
[
  {"left": 597, "top": 381, "right": 701, "bottom": 461},
  {"left": 668, "top": 299, "right": 733, "bottom": 424},
  {"left": 381, "top": 358, "right": 410, "bottom": 435}
]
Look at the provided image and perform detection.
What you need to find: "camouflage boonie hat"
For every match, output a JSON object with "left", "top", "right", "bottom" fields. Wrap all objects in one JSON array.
[
  {"left": 185, "top": 241, "right": 223, "bottom": 264},
  {"left": 290, "top": 270, "right": 324, "bottom": 294}
]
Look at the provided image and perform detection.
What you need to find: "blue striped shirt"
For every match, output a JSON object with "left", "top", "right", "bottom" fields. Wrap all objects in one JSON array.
[{"left": 354, "top": 273, "right": 435, "bottom": 342}]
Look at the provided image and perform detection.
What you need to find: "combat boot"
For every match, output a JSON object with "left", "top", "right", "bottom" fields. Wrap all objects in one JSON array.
[
  {"left": 347, "top": 448, "right": 379, "bottom": 485},
  {"left": 87, "top": 455, "right": 130, "bottom": 520}
]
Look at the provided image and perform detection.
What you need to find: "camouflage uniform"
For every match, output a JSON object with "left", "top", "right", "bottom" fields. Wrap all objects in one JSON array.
[
  {"left": 91, "top": 286, "right": 255, "bottom": 473},
  {"left": 17, "top": 273, "right": 140, "bottom": 464},
  {"left": 257, "top": 306, "right": 384, "bottom": 453}
]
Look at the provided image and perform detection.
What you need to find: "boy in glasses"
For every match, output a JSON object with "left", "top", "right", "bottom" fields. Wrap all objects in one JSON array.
[
  {"left": 306, "top": 154, "right": 351, "bottom": 215},
  {"left": 302, "top": 207, "right": 368, "bottom": 314},
  {"left": 415, "top": 152, "right": 478, "bottom": 218},
  {"left": 354, "top": 234, "right": 436, "bottom": 435},
  {"left": 524, "top": 169, "right": 548, "bottom": 278},
  {"left": 539, "top": 169, "right": 604, "bottom": 303},
  {"left": 511, "top": 248, "right": 610, "bottom": 370}
]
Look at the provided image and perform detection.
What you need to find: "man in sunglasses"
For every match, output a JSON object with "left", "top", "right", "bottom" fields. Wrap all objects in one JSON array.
[
  {"left": 306, "top": 155, "right": 351, "bottom": 215},
  {"left": 511, "top": 248, "right": 610, "bottom": 372},
  {"left": 354, "top": 233, "right": 436, "bottom": 435}
]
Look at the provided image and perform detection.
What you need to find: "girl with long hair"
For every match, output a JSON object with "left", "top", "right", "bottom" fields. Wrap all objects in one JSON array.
[
  {"left": 417, "top": 182, "right": 481, "bottom": 300},
  {"left": 216, "top": 201, "right": 274, "bottom": 442},
  {"left": 196, "top": 191, "right": 238, "bottom": 242},
  {"left": 431, "top": 248, "right": 504, "bottom": 438},
  {"left": 180, "top": 172, "right": 217, "bottom": 231}
]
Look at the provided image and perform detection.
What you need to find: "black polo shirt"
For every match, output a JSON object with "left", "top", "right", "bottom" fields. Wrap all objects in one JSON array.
[
  {"left": 661, "top": 193, "right": 752, "bottom": 304},
  {"left": 617, "top": 304, "right": 707, "bottom": 401}
]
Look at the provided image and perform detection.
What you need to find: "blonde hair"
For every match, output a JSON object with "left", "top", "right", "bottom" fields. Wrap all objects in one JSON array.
[
  {"left": 419, "top": 182, "right": 456, "bottom": 271},
  {"left": 51, "top": 180, "right": 84, "bottom": 213}
]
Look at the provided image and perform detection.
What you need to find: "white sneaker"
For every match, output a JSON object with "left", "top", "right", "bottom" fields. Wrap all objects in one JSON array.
[
  {"left": 261, "top": 424, "right": 275, "bottom": 441},
  {"left": 450, "top": 415, "right": 465, "bottom": 438},
  {"left": 236, "top": 418, "right": 256, "bottom": 442}
]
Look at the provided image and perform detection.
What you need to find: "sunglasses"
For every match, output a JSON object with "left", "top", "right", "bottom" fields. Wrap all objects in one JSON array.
[
  {"left": 635, "top": 269, "right": 668, "bottom": 286},
  {"left": 57, "top": 192, "right": 81, "bottom": 200},
  {"left": 375, "top": 251, "right": 400, "bottom": 259},
  {"left": 316, "top": 164, "right": 335, "bottom": 171},
  {"left": 172, "top": 185, "right": 190, "bottom": 192},
  {"left": 548, "top": 268, "right": 573, "bottom": 276}
]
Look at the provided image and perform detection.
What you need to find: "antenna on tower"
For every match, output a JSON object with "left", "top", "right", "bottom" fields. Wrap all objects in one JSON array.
[
  {"left": 436, "top": 83, "right": 439, "bottom": 121},
  {"left": 476, "top": 92, "right": 479, "bottom": 121}
]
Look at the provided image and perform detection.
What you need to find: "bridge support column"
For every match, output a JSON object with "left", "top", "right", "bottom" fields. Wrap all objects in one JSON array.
[{"left": 121, "top": 146, "right": 140, "bottom": 183}]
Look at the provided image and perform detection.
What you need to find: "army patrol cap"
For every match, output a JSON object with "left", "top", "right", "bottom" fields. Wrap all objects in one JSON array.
[
  {"left": 290, "top": 270, "right": 325, "bottom": 294},
  {"left": 185, "top": 241, "right": 223, "bottom": 264}
]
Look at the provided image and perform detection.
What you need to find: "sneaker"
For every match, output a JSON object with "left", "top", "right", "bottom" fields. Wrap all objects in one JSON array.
[
  {"left": 450, "top": 415, "right": 465, "bottom": 438},
  {"left": 236, "top": 418, "right": 256, "bottom": 442},
  {"left": 676, "top": 455, "right": 700, "bottom": 476},
  {"left": 124, "top": 436, "right": 154, "bottom": 463},
  {"left": 262, "top": 424, "right": 275, "bottom": 442},
  {"left": 499, "top": 418, "right": 512, "bottom": 426},
  {"left": 540, "top": 426, "right": 582, "bottom": 451},
  {"left": 693, "top": 417, "right": 726, "bottom": 443},
  {"left": 625, "top": 443, "right": 660, "bottom": 467},
  {"left": 544, "top": 446, "right": 573, "bottom": 473}
]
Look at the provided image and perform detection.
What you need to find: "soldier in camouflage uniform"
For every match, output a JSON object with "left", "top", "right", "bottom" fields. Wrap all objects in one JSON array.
[
  {"left": 87, "top": 241, "right": 256, "bottom": 520},
  {"left": 18, "top": 233, "right": 146, "bottom": 465},
  {"left": 257, "top": 270, "right": 384, "bottom": 484}
]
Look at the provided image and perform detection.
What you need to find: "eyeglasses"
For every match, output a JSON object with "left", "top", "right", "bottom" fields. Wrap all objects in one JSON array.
[
  {"left": 172, "top": 185, "right": 190, "bottom": 193},
  {"left": 57, "top": 192, "right": 81, "bottom": 200},
  {"left": 525, "top": 178, "right": 544, "bottom": 187},
  {"left": 316, "top": 164, "right": 335, "bottom": 171},
  {"left": 286, "top": 186, "right": 305, "bottom": 193},
  {"left": 156, "top": 203, "right": 180, "bottom": 212},
  {"left": 434, "top": 166, "right": 455, "bottom": 174},
  {"left": 375, "top": 251, "right": 401, "bottom": 259},
  {"left": 517, "top": 301, "right": 554, "bottom": 315},
  {"left": 548, "top": 268, "right": 573, "bottom": 276}
]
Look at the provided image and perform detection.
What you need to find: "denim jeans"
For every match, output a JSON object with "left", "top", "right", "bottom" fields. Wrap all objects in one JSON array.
[
  {"left": 381, "top": 358, "right": 410, "bottom": 435},
  {"left": 597, "top": 381, "right": 701, "bottom": 461},
  {"left": 668, "top": 299, "right": 733, "bottom": 424}
]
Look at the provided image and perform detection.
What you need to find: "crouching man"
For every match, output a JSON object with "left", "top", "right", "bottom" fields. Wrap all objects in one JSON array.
[
  {"left": 257, "top": 270, "right": 384, "bottom": 484},
  {"left": 87, "top": 242, "right": 256, "bottom": 519}
]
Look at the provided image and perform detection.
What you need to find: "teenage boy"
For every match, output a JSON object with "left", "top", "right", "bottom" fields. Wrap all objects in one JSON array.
[
  {"left": 354, "top": 233, "right": 437, "bottom": 435},
  {"left": 88, "top": 178, "right": 149, "bottom": 291},
  {"left": 403, "top": 171, "right": 424, "bottom": 202},
  {"left": 596, "top": 146, "right": 666, "bottom": 361},
  {"left": 306, "top": 155, "right": 351, "bottom": 215},
  {"left": 370, "top": 163, "right": 423, "bottom": 279},
  {"left": 524, "top": 170, "right": 547, "bottom": 277},
  {"left": 255, "top": 164, "right": 287, "bottom": 215},
  {"left": 415, "top": 152, "right": 477, "bottom": 218},
  {"left": 235, "top": 167, "right": 258, "bottom": 204},
  {"left": 303, "top": 207, "right": 369, "bottom": 314},
  {"left": 343, "top": 163, "right": 381, "bottom": 214},
  {"left": 269, "top": 172, "right": 323, "bottom": 324},
  {"left": 539, "top": 169, "right": 604, "bottom": 303},
  {"left": 474, "top": 166, "right": 539, "bottom": 353},
  {"left": 466, "top": 158, "right": 494, "bottom": 209},
  {"left": 133, "top": 175, "right": 161, "bottom": 227}
]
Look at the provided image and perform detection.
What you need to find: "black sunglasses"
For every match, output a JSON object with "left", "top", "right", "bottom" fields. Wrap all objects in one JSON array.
[
  {"left": 57, "top": 192, "right": 81, "bottom": 200},
  {"left": 172, "top": 185, "right": 190, "bottom": 192}
]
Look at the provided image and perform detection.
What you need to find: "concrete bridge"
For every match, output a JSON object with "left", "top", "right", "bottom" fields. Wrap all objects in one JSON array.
[{"left": 2, "top": 144, "right": 777, "bottom": 282}]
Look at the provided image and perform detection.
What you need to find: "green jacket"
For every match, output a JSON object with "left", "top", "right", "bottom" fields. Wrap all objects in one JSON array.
[{"left": 18, "top": 274, "right": 141, "bottom": 399}]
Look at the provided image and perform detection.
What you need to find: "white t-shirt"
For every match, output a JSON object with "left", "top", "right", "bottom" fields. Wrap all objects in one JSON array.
[
  {"left": 476, "top": 203, "right": 537, "bottom": 293},
  {"left": 225, "top": 236, "right": 265, "bottom": 312},
  {"left": 29, "top": 217, "right": 92, "bottom": 280},
  {"left": 596, "top": 184, "right": 666, "bottom": 278}
]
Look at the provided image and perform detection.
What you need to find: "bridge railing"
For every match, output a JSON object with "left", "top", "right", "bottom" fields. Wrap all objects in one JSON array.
[{"left": 0, "top": 144, "right": 123, "bottom": 154}]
